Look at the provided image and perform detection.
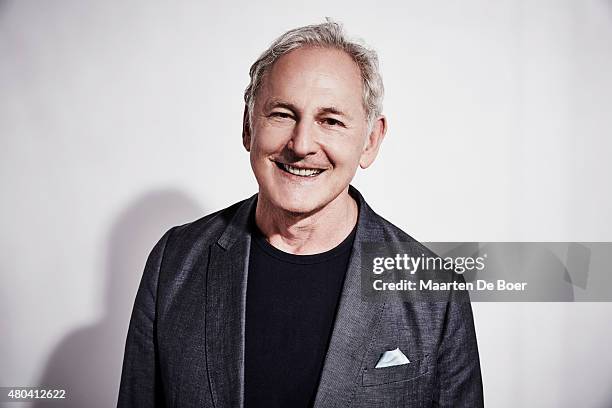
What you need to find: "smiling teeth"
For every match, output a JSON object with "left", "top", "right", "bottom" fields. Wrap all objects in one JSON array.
[{"left": 282, "top": 164, "right": 322, "bottom": 177}]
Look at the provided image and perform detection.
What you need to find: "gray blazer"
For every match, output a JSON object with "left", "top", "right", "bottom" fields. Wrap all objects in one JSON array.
[{"left": 118, "top": 185, "right": 483, "bottom": 407}]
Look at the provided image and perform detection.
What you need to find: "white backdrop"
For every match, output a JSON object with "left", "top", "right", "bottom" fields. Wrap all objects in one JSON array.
[{"left": 1, "top": 1, "right": 612, "bottom": 407}]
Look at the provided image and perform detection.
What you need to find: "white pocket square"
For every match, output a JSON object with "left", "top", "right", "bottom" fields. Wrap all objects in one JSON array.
[{"left": 375, "top": 347, "right": 411, "bottom": 368}]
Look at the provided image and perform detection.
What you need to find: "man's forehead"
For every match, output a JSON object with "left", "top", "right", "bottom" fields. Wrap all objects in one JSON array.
[{"left": 257, "top": 47, "right": 364, "bottom": 114}]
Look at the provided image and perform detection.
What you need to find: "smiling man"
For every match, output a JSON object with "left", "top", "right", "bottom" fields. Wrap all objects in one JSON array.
[{"left": 118, "top": 20, "right": 483, "bottom": 408}]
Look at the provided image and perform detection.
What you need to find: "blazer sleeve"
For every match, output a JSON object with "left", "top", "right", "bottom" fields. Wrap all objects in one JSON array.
[
  {"left": 432, "top": 278, "right": 484, "bottom": 407},
  {"left": 117, "top": 228, "right": 174, "bottom": 408}
]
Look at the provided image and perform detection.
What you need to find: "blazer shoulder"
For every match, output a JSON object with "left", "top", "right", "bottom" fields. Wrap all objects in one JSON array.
[
  {"left": 363, "top": 203, "right": 440, "bottom": 261},
  {"left": 166, "top": 196, "right": 253, "bottom": 246},
  {"left": 364, "top": 203, "right": 416, "bottom": 241},
  {"left": 147, "top": 195, "right": 255, "bottom": 274}
]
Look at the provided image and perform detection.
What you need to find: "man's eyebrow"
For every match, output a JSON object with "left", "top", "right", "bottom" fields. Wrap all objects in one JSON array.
[
  {"left": 318, "top": 106, "right": 349, "bottom": 118},
  {"left": 265, "top": 99, "right": 298, "bottom": 112},
  {"left": 264, "top": 100, "right": 352, "bottom": 119}
]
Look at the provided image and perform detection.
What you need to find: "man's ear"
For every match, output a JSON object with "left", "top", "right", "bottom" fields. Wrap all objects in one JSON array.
[
  {"left": 359, "top": 115, "right": 387, "bottom": 169},
  {"left": 242, "top": 105, "right": 251, "bottom": 152}
]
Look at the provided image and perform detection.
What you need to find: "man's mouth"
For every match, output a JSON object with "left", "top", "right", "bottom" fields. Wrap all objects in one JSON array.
[{"left": 275, "top": 161, "right": 325, "bottom": 177}]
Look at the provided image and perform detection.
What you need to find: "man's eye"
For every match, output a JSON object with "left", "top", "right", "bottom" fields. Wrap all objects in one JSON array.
[
  {"left": 270, "top": 112, "right": 293, "bottom": 119},
  {"left": 322, "top": 118, "right": 345, "bottom": 127}
]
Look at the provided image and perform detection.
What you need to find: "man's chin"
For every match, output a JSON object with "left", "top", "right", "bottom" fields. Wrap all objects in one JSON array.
[
  {"left": 263, "top": 192, "right": 329, "bottom": 217},
  {"left": 260, "top": 185, "right": 348, "bottom": 217},
  {"left": 274, "top": 200, "right": 321, "bottom": 217}
]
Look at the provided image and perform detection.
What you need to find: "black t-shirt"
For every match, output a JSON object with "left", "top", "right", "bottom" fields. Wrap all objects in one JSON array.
[{"left": 244, "top": 215, "right": 357, "bottom": 408}]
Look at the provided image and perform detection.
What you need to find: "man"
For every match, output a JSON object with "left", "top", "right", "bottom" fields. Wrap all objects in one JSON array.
[{"left": 118, "top": 20, "right": 483, "bottom": 407}]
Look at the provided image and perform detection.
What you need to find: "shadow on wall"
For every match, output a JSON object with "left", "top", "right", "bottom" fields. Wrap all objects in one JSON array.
[{"left": 34, "top": 189, "right": 204, "bottom": 408}]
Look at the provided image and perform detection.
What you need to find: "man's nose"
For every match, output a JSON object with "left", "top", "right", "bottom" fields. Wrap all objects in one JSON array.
[{"left": 288, "top": 120, "right": 318, "bottom": 157}]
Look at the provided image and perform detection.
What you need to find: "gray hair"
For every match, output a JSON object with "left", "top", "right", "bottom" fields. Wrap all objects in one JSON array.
[{"left": 244, "top": 19, "right": 384, "bottom": 133}]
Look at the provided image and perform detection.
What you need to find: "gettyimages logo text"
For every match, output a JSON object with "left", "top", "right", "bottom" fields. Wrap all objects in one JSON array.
[{"left": 372, "top": 253, "right": 487, "bottom": 275}]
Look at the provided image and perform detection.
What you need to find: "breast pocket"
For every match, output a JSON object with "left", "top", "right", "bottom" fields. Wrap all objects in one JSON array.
[{"left": 361, "top": 354, "right": 429, "bottom": 387}]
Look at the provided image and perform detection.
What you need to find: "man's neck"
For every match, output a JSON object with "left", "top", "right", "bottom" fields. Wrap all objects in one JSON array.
[{"left": 254, "top": 189, "right": 358, "bottom": 255}]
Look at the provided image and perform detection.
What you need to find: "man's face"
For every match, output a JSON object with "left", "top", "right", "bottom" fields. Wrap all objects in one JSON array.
[{"left": 244, "top": 46, "right": 385, "bottom": 215}]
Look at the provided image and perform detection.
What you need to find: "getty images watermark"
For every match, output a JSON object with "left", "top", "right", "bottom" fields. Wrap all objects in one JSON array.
[{"left": 361, "top": 242, "right": 612, "bottom": 302}]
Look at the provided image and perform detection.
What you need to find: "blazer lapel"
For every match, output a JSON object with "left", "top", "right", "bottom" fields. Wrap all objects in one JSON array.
[
  {"left": 312, "top": 186, "right": 386, "bottom": 407},
  {"left": 205, "top": 195, "right": 257, "bottom": 408}
]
